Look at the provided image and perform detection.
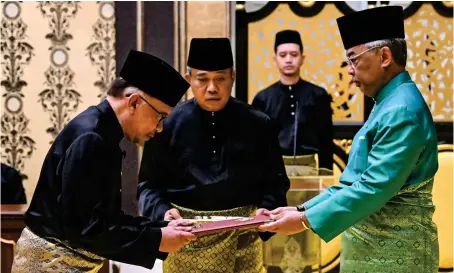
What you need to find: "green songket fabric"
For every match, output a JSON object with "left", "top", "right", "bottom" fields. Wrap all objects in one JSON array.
[
  {"left": 341, "top": 178, "right": 438, "bottom": 272},
  {"left": 302, "top": 72, "right": 439, "bottom": 272}
]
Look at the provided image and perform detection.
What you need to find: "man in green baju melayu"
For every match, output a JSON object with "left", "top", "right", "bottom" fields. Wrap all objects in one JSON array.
[{"left": 259, "top": 5, "right": 439, "bottom": 273}]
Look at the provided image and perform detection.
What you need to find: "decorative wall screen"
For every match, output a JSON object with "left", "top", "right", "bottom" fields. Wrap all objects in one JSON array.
[
  {"left": 1, "top": 1, "right": 116, "bottom": 200},
  {"left": 243, "top": 1, "right": 453, "bottom": 123}
]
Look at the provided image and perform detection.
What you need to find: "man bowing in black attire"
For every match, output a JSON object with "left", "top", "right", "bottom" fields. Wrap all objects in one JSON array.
[
  {"left": 11, "top": 50, "right": 195, "bottom": 273},
  {"left": 138, "top": 38, "right": 290, "bottom": 273}
]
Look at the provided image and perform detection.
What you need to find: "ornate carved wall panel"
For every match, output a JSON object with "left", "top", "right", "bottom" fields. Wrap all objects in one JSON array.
[
  {"left": 1, "top": 2, "right": 36, "bottom": 180},
  {"left": 0, "top": 1, "right": 116, "bottom": 202},
  {"left": 248, "top": 3, "right": 362, "bottom": 122},
  {"left": 87, "top": 2, "right": 116, "bottom": 101},
  {"left": 38, "top": 2, "right": 81, "bottom": 141},
  {"left": 405, "top": 4, "right": 453, "bottom": 122}
]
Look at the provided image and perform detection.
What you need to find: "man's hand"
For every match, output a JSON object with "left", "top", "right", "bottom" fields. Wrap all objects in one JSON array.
[
  {"left": 255, "top": 208, "right": 271, "bottom": 216},
  {"left": 167, "top": 219, "right": 194, "bottom": 228},
  {"left": 164, "top": 208, "right": 182, "bottom": 220},
  {"left": 258, "top": 210, "right": 307, "bottom": 235},
  {"left": 159, "top": 226, "right": 196, "bottom": 253},
  {"left": 268, "top": 206, "right": 297, "bottom": 215}
]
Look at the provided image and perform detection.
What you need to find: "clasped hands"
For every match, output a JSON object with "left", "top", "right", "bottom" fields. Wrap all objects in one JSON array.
[{"left": 256, "top": 207, "right": 310, "bottom": 235}]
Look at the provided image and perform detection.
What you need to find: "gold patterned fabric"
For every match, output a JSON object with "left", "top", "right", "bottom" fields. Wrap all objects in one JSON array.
[
  {"left": 163, "top": 204, "right": 266, "bottom": 273},
  {"left": 263, "top": 197, "right": 320, "bottom": 273},
  {"left": 262, "top": 155, "right": 320, "bottom": 273},
  {"left": 282, "top": 154, "right": 317, "bottom": 177},
  {"left": 11, "top": 227, "right": 104, "bottom": 273},
  {"left": 341, "top": 178, "right": 439, "bottom": 273}
]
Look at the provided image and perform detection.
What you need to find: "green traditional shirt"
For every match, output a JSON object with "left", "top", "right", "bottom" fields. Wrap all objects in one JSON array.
[{"left": 304, "top": 71, "right": 439, "bottom": 272}]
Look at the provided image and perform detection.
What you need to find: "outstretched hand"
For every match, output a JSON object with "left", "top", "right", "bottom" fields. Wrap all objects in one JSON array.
[{"left": 258, "top": 210, "right": 307, "bottom": 235}]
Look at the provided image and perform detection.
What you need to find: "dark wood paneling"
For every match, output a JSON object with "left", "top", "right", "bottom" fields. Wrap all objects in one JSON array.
[
  {"left": 235, "top": 1, "right": 248, "bottom": 103},
  {"left": 115, "top": 1, "right": 137, "bottom": 75},
  {"left": 144, "top": 1, "right": 174, "bottom": 65},
  {"left": 1, "top": 205, "right": 27, "bottom": 273},
  {"left": 115, "top": 1, "right": 176, "bottom": 215},
  {"left": 115, "top": 1, "right": 140, "bottom": 216}
]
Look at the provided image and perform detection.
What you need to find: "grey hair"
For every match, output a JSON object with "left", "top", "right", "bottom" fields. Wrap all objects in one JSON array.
[
  {"left": 107, "top": 77, "right": 140, "bottom": 98},
  {"left": 364, "top": 38, "right": 407, "bottom": 67}
]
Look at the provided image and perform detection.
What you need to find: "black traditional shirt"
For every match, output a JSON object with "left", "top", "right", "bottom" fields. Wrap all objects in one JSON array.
[
  {"left": 25, "top": 100, "right": 166, "bottom": 269},
  {"left": 252, "top": 79, "right": 334, "bottom": 169},
  {"left": 1, "top": 163, "right": 27, "bottom": 204},
  {"left": 138, "top": 98, "right": 290, "bottom": 240}
]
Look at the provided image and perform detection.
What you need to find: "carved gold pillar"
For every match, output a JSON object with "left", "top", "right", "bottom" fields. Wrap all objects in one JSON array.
[{"left": 175, "top": 1, "right": 231, "bottom": 100}]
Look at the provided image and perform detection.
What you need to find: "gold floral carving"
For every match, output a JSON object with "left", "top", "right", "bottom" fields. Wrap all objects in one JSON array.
[
  {"left": 333, "top": 139, "right": 352, "bottom": 155},
  {"left": 248, "top": 3, "right": 453, "bottom": 122},
  {"left": 405, "top": 4, "right": 453, "bottom": 122},
  {"left": 248, "top": 4, "right": 364, "bottom": 122}
]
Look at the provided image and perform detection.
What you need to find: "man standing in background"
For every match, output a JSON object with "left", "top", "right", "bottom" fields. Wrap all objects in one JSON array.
[
  {"left": 252, "top": 29, "right": 334, "bottom": 272},
  {"left": 252, "top": 29, "right": 333, "bottom": 175}
]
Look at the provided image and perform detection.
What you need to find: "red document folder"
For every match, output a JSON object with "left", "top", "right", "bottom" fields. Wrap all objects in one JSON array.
[{"left": 191, "top": 215, "right": 273, "bottom": 235}]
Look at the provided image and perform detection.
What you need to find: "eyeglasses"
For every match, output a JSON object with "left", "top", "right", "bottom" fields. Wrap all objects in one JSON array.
[
  {"left": 139, "top": 96, "right": 167, "bottom": 125},
  {"left": 346, "top": 46, "right": 382, "bottom": 69}
]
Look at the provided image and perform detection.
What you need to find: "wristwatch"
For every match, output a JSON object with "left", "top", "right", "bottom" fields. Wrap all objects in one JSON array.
[{"left": 296, "top": 204, "right": 306, "bottom": 212}]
